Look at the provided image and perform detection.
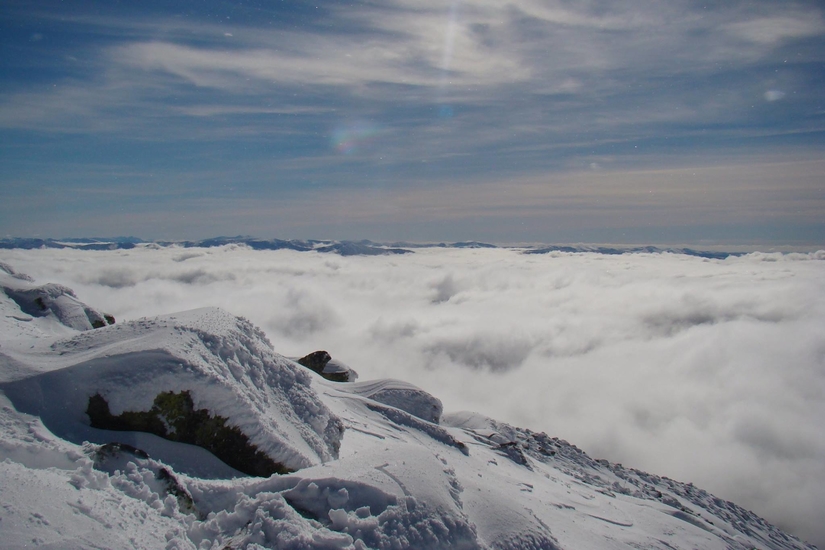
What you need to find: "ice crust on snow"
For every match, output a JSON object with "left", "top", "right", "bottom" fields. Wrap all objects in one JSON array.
[{"left": 0, "top": 265, "right": 819, "bottom": 549}]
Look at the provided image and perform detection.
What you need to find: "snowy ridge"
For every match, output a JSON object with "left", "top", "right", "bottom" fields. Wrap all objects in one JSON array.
[
  {"left": 0, "top": 266, "right": 818, "bottom": 549},
  {"left": 339, "top": 379, "right": 444, "bottom": 424},
  {"left": 442, "top": 411, "right": 811, "bottom": 550},
  {"left": 1, "top": 260, "right": 114, "bottom": 333},
  {"left": 2, "top": 307, "right": 342, "bottom": 475}
]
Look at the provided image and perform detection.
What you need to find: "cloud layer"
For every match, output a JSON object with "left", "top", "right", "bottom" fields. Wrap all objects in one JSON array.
[{"left": 3, "top": 246, "right": 824, "bottom": 546}]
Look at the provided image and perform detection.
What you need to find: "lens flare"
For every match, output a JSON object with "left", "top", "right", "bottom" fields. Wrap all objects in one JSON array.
[
  {"left": 331, "top": 121, "right": 382, "bottom": 154},
  {"left": 764, "top": 90, "right": 785, "bottom": 101}
]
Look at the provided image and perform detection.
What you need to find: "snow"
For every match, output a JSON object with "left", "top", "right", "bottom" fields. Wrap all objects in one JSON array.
[
  {"left": 324, "top": 358, "right": 359, "bottom": 381},
  {"left": 0, "top": 263, "right": 819, "bottom": 549},
  {"left": 1, "top": 260, "right": 112, "bottom": 333},
  {"left": 1, "top": 265, "right": 343, "bottom": 475},
  {"left": 337, "top": 379, "right": 443, "bottom": 423}
]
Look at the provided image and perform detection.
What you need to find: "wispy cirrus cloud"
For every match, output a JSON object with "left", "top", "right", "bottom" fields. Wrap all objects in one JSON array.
[
  {"left": 5, "top": 1, "right": 823, "bottom": 129},
  {"left": 724, "top": 14, "right": 825, "bottom": 44},
  {"left": 1, "top": 0, "right": 823, "bottom": 242}
]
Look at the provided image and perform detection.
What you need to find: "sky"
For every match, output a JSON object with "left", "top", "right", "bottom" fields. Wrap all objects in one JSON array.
[
  {"left": 4, "top": 246, "right": 825, "bottom": 546},
  {"left": 1, "top": 0, "right": 824, "bottom": 245}
]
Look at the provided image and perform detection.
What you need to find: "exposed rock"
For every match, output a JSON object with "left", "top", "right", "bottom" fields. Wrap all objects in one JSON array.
[
  {"left": 156, "top": 467, "right": 200, "bottom": 517},
  {"left": 90, "top": 442, "right": 200, "bottom": 517},
  {"left": 297, "top": 350, "right": 332, "bottom": 374},
  {"left": 2, "top": 307, "right": 343, "bottom": 474},
  {"left": 94, "top": 441, "right": 149, "bottom": 462},
  {"left": 496, "top": 441, "right": 531, "bottom": 468},
  {"left": 296, "top": 351, "right": 358, "bottom": 382},
  {"left": 86, "top": 391, "right": 291, "bottom": 477}
]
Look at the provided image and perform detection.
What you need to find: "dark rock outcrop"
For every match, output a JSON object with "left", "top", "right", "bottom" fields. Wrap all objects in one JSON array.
[
  {"left": 91, "top": 442, "right": 200, "bottom": 517},
  {"left": 297, "top": 351, "right": 332, "bottom": 374},
  {"left": 296, "top": 351, "right": 357, "bottom": 382},
  {"left": 94, "top": 441, "right": 149, "bottom": 461},
  {"left": 86, "top": 391, "right": 291, "bottom": 477}
]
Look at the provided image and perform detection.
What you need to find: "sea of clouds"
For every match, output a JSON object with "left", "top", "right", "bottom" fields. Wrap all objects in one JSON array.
[{"left": 3, "top": 245, "right": 824, "bottom": 547}]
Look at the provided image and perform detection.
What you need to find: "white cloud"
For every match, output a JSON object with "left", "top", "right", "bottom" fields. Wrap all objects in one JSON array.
[{"left": 3, "top": 245, "right": 825, "bottom": 545}]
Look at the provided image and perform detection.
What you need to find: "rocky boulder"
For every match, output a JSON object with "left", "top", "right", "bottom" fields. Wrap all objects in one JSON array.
[{"left": 296, "top": 351, "right": 358, "bottom": 382}]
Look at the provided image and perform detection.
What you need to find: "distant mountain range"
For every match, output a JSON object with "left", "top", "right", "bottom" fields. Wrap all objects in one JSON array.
[{"left": 0, "top": 236, "right": 756, "bottom": 259}]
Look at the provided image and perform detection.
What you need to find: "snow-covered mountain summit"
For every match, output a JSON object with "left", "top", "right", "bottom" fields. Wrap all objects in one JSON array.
[{"left": 0, "top": 265, "right": 817, "bottom": 549}]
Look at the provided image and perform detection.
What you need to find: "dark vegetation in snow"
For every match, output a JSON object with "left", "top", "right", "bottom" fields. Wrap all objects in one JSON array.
[{"left": 86, "top": 390, "right": 291, "bottom": 477}]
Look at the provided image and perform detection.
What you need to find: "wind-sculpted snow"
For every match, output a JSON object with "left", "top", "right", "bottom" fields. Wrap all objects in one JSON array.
[
  {"left": 1, "top": 264, "right": 114, "bottom": 332},
  {"left": 442, "top": 411, "right": 815, "bottom": 550},
  {"left": 342, "top": 379, "right": 443, "bottom": 423},
  {"left": 0, "top": 261, "right": 34, "bottom": 281},
  {"left": 0, "top": 263, "right": 821, "bottom": 549},
  {"left": 1, "top": 306, "right": 343, "bottom": 474}
]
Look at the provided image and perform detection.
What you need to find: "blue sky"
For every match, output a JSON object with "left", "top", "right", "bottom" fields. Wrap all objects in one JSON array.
[{"left": 1, "top": 0, "right": 824, "bottom": 244}]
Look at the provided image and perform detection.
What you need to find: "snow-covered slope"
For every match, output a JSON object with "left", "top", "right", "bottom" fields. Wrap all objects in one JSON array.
[
  {"left": 0, "top": 266, "right": 817, "bottom": 549},
  {"left": 0, "top": 260, "right": 114, "bottom": 336}
]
